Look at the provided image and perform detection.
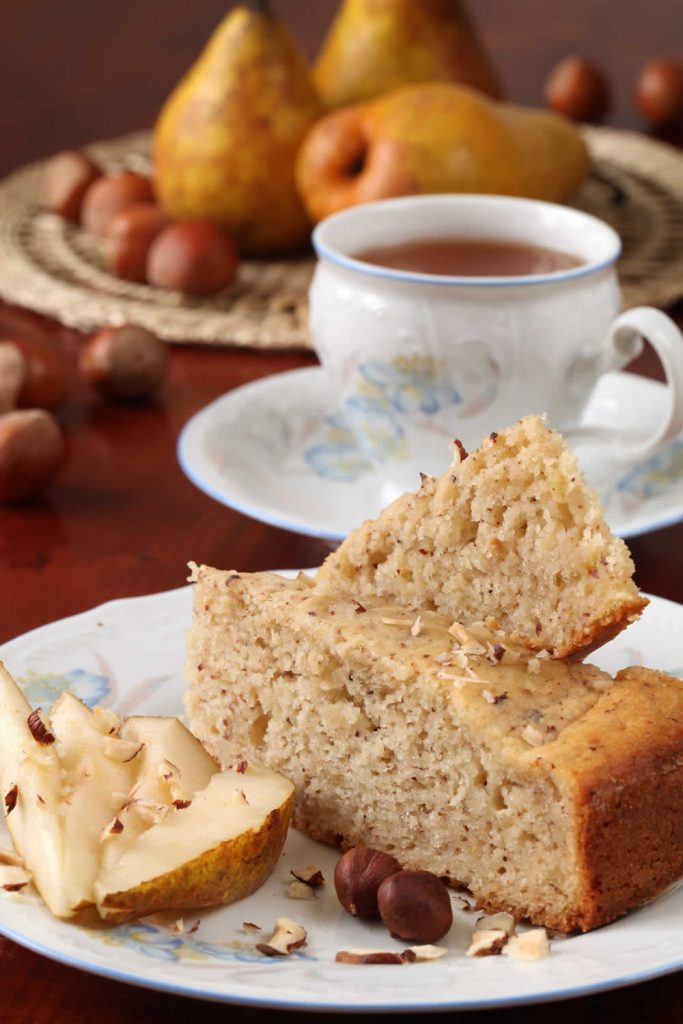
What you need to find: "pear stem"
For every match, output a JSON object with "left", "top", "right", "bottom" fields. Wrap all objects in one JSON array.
[{"left": 251, "top": 0, "right": 272, "bottom": 16}]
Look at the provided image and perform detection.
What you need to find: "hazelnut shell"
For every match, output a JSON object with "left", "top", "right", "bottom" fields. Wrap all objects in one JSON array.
[
  {"left": 146, "top": 220, "right": 239, "bottom": 296},
  {"left": 377, "top": 869, "right": 453, "bottom": 944},
  {"left": 544, "top": 56, "right": 610, "bottom": 123},
  {"left": 0, "top": 409, "right": 64, "bottom": 504},
  {"left": 79, "top": 325, "right": 168, "bottom": 400},
  {"left": 81, "top": 172, "right": 155, "bottom": 239},
  {"left": 334, "top": 847, "right": 401, "bottom": 920},
  {"left": 43, "top": 149, "right": 102, "bottom": 222},
  {"left": 635, "top": 59, "right": 683, "bottom": 125}
]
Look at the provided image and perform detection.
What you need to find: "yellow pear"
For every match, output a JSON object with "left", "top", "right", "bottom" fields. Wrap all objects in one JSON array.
[
  {"left": 154, "top": 2, "right": 324, "bottom": 256},
  {"left": 313, "top": 0, "right": 502, "bottom": 108},
  {"left": 296, "top": 82, "right": 589, "bottom": 223}
]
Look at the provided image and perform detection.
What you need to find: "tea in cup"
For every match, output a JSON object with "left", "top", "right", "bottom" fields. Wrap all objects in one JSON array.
[{"left": 309, "top": 194, "right": 683, "bottom": 499}]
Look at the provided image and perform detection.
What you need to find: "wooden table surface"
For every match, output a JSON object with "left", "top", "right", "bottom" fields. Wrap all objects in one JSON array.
[{"left": 1, "top": 1, "right": 682, "bottom": 1021}]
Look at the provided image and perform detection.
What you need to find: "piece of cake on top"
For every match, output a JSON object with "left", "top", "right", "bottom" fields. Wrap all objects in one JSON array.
[{"left": 316, "top": 415, "right": 646, "bottom": 658}]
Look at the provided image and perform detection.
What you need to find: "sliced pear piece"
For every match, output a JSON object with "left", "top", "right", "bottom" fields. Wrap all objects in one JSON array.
[
  {"left": 99, "top": 716, "right": 218, "bottom": 866},
  {"left": 49, "top": 692, "right": 138, "bottom": 912},
  {"left": 94, "top": 763, "right": 294, "bottom": 924},
  {"left": 0, "top": 662, "right": 69, "bottom": 917}
]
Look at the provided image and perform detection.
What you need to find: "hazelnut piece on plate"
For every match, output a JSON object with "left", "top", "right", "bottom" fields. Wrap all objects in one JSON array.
[
  {"left": 334, "top": 846, "right": 401, "bottom": 919},
  {"left": 377, "top": 869, "right": 453, "bottom": 944}
]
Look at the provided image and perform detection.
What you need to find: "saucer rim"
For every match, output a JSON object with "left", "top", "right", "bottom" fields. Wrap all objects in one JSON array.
[{"left": 177, "top": 367, "right": 678, "bottom": 543}]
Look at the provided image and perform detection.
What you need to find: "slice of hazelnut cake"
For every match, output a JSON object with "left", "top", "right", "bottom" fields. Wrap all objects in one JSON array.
[
  {"left": 185, "top": 564, "right": 683, "bottom": 934},
  {"left": 316, "top": 415, "right": 646, "bottom": 658}
]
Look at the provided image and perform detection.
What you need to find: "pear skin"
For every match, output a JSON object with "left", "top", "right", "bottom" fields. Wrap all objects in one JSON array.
[
  {"left": 154, "top": 5, "right": 324, "bottom": 256},
  {"left": 296, "top": 82, "right": 589, "bottom": 223},
  {"left": 95, "top": 766, "right": 294, "bottom": 924},
  {"left": 314, "top": 0, "right": 502, "bottom": 108}
]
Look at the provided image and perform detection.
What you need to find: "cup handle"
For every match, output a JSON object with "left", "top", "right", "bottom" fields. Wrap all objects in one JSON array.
[{"left": 566, "top": 306, "right": 683, "bottom": 464}]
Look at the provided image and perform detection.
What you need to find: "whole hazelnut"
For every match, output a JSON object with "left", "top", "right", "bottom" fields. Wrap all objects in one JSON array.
[
  {"left": 544, "top": 56, "right": 611, "bottom": 123},
  {"left": 79, "top": 325, "right": 168, "bottom": 400},
  {"left": 81, "top": 171, "right": 155, "bottom": 238},
  {"left": 0, "top": 409, "right": 64, "bottom": 504},
  {"left": 377, "top": 870, "right": 453, "bottom": 944},
  {"left": 635, "top": 58, "right": 683, "bottom": 125},
  {"left": 146, "top": 220, "right": 239, "bottom": 296},
  {"left": 43, "top": 149, "right": 102, "bottom": 222},
  {"left": 0, "top": 339, "right": 69, "bottom": 411},
  {"left": 108, "top": 203, "right": 173, "bottom": 282},
  {"left": 334, "top": 847, "right": 401, "bottom": 919}
]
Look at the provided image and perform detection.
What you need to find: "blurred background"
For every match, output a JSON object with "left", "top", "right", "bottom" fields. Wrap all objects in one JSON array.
[{"left": 1, "top": 0, "right": 682, "bottom": 176}]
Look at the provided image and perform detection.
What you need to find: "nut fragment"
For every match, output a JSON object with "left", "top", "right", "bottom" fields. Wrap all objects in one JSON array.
[
  {"left": 291, "top": 864, "right": 325, "bottom": 888},
  {"left": 287, "top": 879, "right": 318, "bottom": 900},
  {"left": 335, "top": 948, "right": 411, "bottom": 965},
  {"left": 0, "top": 863, "right": 32, "bottom": 891},
  {"left": 377, "top": 870, "right": 453, "bottom": 944},
  {"left": 91, "top": 706, "right": 122, "bottom": 735},
  {"left": 407, "top": 944, "right": 448, "bottom": 961},
  {"left": 4, "top": 785, "right": 18, "bottom": 814},
  {"left": 334, "top": 846, "right": 401, "bottom": 919},
  {"left": 475, "top": 912, "right": 516, "bottom": 936},
  {"left": 27, "top": 708, "right": 55, "bottom": 745},
  {"left": 503, "top": 928, "right": 550, "bottom": 961},
  {"left": 255, "top": 917, "right": 307, "bottom": 957},
  {"left": 466, "top": 928, "right": 509, "bottom": 957},
  {"left": 104, "top": 737, "right": 144, "bottom": 763}
]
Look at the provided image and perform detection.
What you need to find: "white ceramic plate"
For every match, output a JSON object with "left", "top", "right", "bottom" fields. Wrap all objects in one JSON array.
[
  {"left": 178, "top": 367, "right": 683, "bottom": 543},
  {"left": 1, "top": 584, "right": 682, "bottom": 1011}
]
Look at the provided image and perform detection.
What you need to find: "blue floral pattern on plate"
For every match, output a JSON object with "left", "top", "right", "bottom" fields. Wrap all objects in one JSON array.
[
  {"left": 100, "top": 921, "right": 316, "bottom": 963},
  {"left": 18, "top": 668, "right": 111, "bottom": 712}
]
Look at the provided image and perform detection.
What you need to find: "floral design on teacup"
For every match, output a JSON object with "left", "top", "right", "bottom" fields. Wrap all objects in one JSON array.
[{"left": 346, "top": 354, "right": 461, "bottom": 464}]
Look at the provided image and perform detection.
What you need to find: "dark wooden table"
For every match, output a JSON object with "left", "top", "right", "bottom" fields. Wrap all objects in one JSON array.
[{"left": 1, "top": 1, "right": 682, "bottom": 1021}]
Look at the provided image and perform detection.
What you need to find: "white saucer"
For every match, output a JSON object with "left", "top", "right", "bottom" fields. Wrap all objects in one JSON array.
[{"left": 178, "top": 367, "right": 683, "bottom": 542}]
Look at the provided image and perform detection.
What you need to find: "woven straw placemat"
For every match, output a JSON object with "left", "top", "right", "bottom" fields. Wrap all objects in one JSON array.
[{"left": 0, "top": 126, "right": 682, "bottom": 349}]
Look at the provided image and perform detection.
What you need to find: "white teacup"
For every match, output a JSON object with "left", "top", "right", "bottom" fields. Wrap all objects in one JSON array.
[{"left": 309, "top": 194, "right": 683, "bottom": 499}]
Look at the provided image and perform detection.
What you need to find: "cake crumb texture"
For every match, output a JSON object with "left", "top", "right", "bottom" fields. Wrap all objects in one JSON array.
[
  {"left": 316, "top": 416, "right": 647, "bottom": 658},
  {"left": 186, "top": 566, "right": 683, "bottom": 933}
]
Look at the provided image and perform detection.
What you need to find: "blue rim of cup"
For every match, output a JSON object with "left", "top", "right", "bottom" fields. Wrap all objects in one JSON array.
[{"left": 311, "top": 194, "right": 622, "bottom": 288}]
